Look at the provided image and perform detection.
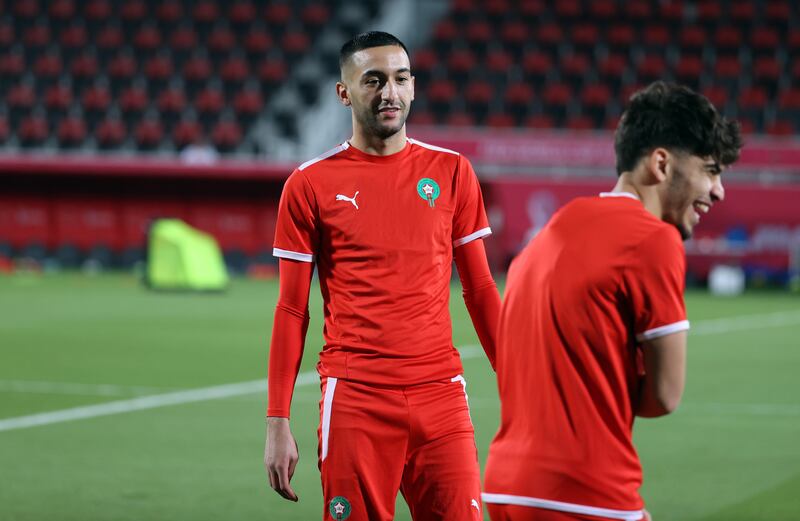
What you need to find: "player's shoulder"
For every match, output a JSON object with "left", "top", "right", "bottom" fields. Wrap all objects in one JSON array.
[
  {"left": 407, "top": 137, "right": 461, "bottom": 157},
  {"left": 296, "top": 142, "right": 350, "bottom": 174}
]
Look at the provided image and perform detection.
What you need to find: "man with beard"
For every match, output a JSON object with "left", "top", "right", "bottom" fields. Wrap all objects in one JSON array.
[
  {"left": 482, "top": 82, "right": 742, "bottom": 521},
  {"left": 264, "top": 32, "right": 500, "bottom": 521}
]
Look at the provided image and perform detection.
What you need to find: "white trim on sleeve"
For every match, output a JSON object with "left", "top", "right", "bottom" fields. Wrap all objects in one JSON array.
[
  {"left": 636, "top": 320, "right": 690, "bottom": 342},
  {"left": 320, "top": 377, "right": 338, "bottom": 461},
  {"left": 273, "top": 247, "right": 314, "bottom": 263},
  {"left": 453, "top": 227, "right": 492, "bottom": 247},
  {"left": 297, "top": 142, "right": 349, "bottom": 171},
  {"left": 481, "top": 493, "right": 644, "bottom": 521},
  {"left": 407, "top": 137, "right": 460, "bottom": 155}
]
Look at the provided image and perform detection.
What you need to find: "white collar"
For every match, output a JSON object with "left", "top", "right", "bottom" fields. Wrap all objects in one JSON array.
[{"left": 599, "top": 191, "right": 640, "bottom": 201}]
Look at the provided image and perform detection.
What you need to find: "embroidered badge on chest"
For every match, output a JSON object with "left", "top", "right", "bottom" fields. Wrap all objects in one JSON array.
[
  {"left": 329, "top": 496, "right": 352, "bottom": 520},
  {"left": 416, "top": 178, "right": 440, "bottom": 208}
]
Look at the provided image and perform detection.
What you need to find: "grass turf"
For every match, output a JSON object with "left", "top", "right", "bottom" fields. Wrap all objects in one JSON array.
[{"left": 0, "top": 273, "right": 798, "bottom": 520}]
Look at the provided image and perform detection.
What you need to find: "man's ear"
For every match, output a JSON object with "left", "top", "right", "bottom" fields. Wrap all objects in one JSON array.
[
  {"left": 336, "top": 81, "right": 351, "bottom": 107},
  {"left": 647, "top": 148, "right": 669, "bottom": 183}
]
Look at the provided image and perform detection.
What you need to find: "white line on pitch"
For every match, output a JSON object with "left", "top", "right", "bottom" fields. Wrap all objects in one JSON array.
[
  {"left": 690, "top": 309, "right": 800, "bottom": 336},
  {"left": 0, "top": 380, "right": 171, "bottom": 397},
  {"left": 2, "top": 304, "right": 799, "bottom": 435},
  {"left": 0, "top": 346, "right": 484, "bottom": 433}
]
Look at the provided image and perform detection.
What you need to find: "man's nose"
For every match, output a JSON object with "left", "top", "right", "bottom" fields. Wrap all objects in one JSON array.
[
  {"left": 711, "top": 175, "right": 725, "bottom": 202},
  {"left": 382, "top": 80, "right": 398, "bottom": 101}
]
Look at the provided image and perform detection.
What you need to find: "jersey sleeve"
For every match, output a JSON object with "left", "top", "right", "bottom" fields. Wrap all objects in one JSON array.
[
  {"left": 273, "top": 169, "right": 318, "bottom": 262},
  {"left": 452, "top": 155, "right": 491, "bottom": 248},
  {"left": 628, "top": 226, "right": 689, "bottom": 342}
]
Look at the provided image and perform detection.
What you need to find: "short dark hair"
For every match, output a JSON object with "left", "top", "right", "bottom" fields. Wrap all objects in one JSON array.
[
  {"left": 339, "top": 31, "right": 409, "bottom": 69},
  {"left": 614, "top": 81, "right": 742, "bottom": 175}
]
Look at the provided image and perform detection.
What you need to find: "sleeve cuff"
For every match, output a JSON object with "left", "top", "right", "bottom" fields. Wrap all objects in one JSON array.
[
  {"left": 273, "top": 247, "right": 314, "bottom": 263},
  {"left": 636, "top": 320, "right": 690, "bottom": 342},
  {"left": 454, "top": 227, "right": 492, "bottom": 248}
]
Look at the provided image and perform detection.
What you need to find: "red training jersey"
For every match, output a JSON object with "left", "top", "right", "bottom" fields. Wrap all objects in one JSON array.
[
  {"left": 273, "top": 138, "right": 491, "bottom": 387},
  {"left": 484, "top": 193, "right": 688, "bottom": 518}
]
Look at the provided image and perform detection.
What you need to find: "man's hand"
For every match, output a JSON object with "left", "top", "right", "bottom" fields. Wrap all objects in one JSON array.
[{"left": 265, "top": 417, "right": 299, "bottom": 502}]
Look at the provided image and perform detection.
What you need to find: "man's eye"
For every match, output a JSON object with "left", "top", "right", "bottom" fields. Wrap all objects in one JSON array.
[{"left": 397, "top": 77, "right": 409, "bottom": 83}]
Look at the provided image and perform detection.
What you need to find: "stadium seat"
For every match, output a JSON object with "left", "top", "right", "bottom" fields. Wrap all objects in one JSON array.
[
  {"left": 60, "top": 22, "right": 88, "bottom": 59},
  {"left": 412, "top": 49, "right": 438, "bottom": 86},
  {"left": 170, "top": 24, "right": 198, "bottom": 62},
  {"left": 695, "top": 1, "right": 723, "bottom": 29},
  {"left": 119, "top": 83, "right": 149, "bottom": 126},
  {"left": 427, "top": 79, "right": 457, "bottom": 118},
  {"left": 560, "top": 53, "right": 592, "bottom": 88},
  {"left": 134, "top": 116, "right": 165, "bottom": 150},
  {"left": 195, "top": 84, "right": 225, "bottom": 128},
  {"left": 571, "top": 23, "right": 601, "bottom": 54},
  {"left": 702, "top": 85, "right": 729, "bottom": 111},
  {"left": 144, "top": 52, "right": 174, "bottom": 92},
  {"left": 7, "top": 81, "right": 36, "bottom": 125},
  {"left": 486, "top": 113, "right": 515, "bottom": 128},
  {"left": 264, "top": 3, "right": 293, "bottom": 30},
  {"left": 714, "top": 56, "right": 742, "bottom": 93},
  {"left": 432, "top": 19, "right": 458, "bottom": 54},
  {"left": 542, "top": 82, "right": 572, "bottom": 124},
  {"left": 230, "top": 1, "right": 258, "bottom": 32},
  {"left": 120, "top": 0, "right": 147, "bottom": 25},
  {"left": 233, "top": 85, "right": 264, "bottom": 124},
  {"left": 301, "top": 3, "right": 331, "bottom": 32},
  {"left": 597, "top": 53, "right": 627, "bottom": 92},
  {"left": 714, "top": 26, "right": 743, "bottom": 57},
  {"left": 0, "top": 20, "right": 14, "bottom": 51},
  {"left": 521, "top": 50, "right": 553, "bottom": 88},
  {"left": 606, "top": 24, "right": 636, "bottom": 54},
  {"left": 566, "top": 115, "right": 595, "bottom": 131},
  {"left": 33, "top": 51, "right": 63, "bottom": 87},
  {"left": 642, "top": 24, "right": 672, "bottom": 53},
  {"left": 674, "top": 55, "right": 705, "bottom": 89},
  {"left": 23, "top": 21, "right": 51, "bottom": 52},
  {"left": 753, "top": 57, "right": 782, "bottom": 96},
  {"left": 0, "top": 49, "right": 26, "bottom": 91},
  {"left": 81, "top": 81, "right": 112, "bottom": 127},
  {"left": 524, "top": 113, "right": 556, "bottom": 129},
  {"left": 157, "top": 83, "right": 187, "bottom": 126},
  {"left": 636, "top": 54, "right": 668, "bottom": 85},
  {"left": 536, "top": 22, "right": 563, "bottom": 57},
  {"left": 447, "top": 48, "right": 477, "bottom": 84},
  {"left": 107, "top": 50, "right": 137, "bottom": 93},
  {"left": 156, "top": 1, "right": 184, "bottom": 29},
  {"left": 208, "top": 24, "right": 237, "bottom": 61},
  {"left": 96, "top": 24, "right": 124, "bottom": 59},
  {"left": 519, "top": 0, "right": 546, "bottom": 23},
  {"left": 95, "top": 115, "right": 126, "bottom": 149},
  {"left": 580, "top": 83, "right": 612, "bottom": 126},
  {"left": 623, "top": 1, "right": 652, "bottom": 23},
  {"left": 465, "top": 20, "right": 493, "bottom": 55},
  {"left": 211, "top": 118, "right": 243, "bottom": 153},
  {"left": 485, "top": 49, "right": 513, "bottom": 83},
  {"left": 183, "top": 52, "right": 213, "bottom": 95},
  {"left": 133, "top": 24, "right": 162, "bottom": 56},
  {"left": 282, "top": 30, "right": 311, "bottom": 62},
  {"left": 739, "top": 86, "right": 769, "bottom": 131},
  {"left": 44, "top": 80, "right": 73, "bottom": 115},
  {"left": 445, "top": 111, "right": 477, "bottom": 128},
  {"left": 257, "top": 58, "right": 288, "bottom": 95},
  {"left": 408, "top": 110, "right": 435, "bottom": 126},
  {"left": 504, "top": 82, "right": 535, "bottom": 117},
  {"left": 765, "top": 119, "right": 795, "bottom": 137},
  {"left": 751, "top": 27, "right": 780, "bottom": 58},
  {"left": 70, "top": 50, "right": 99, "bottom": 91},
  {"left": 173, "top": 117, "right": 203, "bottom": 149},
  {"left": 679, "top": 26, "right": 706, "bottom": 53},
  {"left": 221, "top": 54, "right": 250, "bottom": 94},
  {"left": 0, "top": 114, "right": 9, "bottom": 144},
  {"left": 84, "top": 0, "right": 112, "bottom": 29},
  {"left": 19, "top": 113, "right": 49, "bottom": 147},
  {"left": 499, "top": 21, "right": 528, "bottom": 58},
  {"left": 244, "top": 26, "right": 273, "bottom": 59},
  {"left": 464, "top": 80, "right": 493, "bottom": 123},
  {"left": 57, "top": 112, "right": 87, "bottom": 147}
]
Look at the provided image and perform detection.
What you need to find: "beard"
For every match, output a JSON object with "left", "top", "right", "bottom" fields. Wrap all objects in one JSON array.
[
  {"left": 664, "top": 164, "right": 693, "bottom": 240},
  {"left": 355, "top": 103, "right": 408, "bottom": 139}
]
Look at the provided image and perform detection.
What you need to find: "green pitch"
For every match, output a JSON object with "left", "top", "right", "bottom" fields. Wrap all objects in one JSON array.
[{"left": 0, "top": 273, "right": 798, "bottom": 521}]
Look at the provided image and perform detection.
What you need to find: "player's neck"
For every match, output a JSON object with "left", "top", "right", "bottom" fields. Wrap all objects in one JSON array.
[
  {"left": 610, "top": 175, "right": 664, "bottom": 219},
  {"left": 348, "top": 127, "right": 408, "bottom": 156}
]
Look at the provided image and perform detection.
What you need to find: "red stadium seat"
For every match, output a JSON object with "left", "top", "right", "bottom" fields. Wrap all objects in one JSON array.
[
  {"left": 85, "top": 0, "right": 112, "bottom": 25},
  {"left": 24, "top": 22, "right": 51, "bottom": 51},
  {"left": 542, "top": 82, "right": 572, "bottom": 123},
  {"left": 233, "top": 87, "right": 264, "bottom": 121},
  {"left": 264, "top": 3, "right": 293, "bottom": 27},
  {"left": 119, "top": 85, "right": 149, "bottom": 122},
  {"left": 33, "top": 52, "right": 63, "bottom": 85},
  {"left": 597, "top": 53, "right": 628, "bottom": 91},
  {"left": 524, "top": 113, "right": 555, "bottom": 129},
  {"left": 134, "top": 24, "right": 162, "bottom": 55},
  {"left": 739, "top": 86, "right": 768, "bottom": 131},
  {"left": 465, "top": 20, "right": 493, "bottom": 53},
  {"left": 193, "top": 1, "right": 220, "bottom": 25},
  {"left": 230, "top": 1, "right": 257, "bottom": 29},
  {"left": 211, "top": 119, "right": 243, "bottom": 152},
  {"left": 606, "top": 24, "right": 636, "bottom": 53},
  {"left": 566, "top": 115, "right": 595, "bottom": 131},
  {"left": 674, "top": 55, "right": 704, "bottom": 88},
  {"left": 96, "top": 24, "right": 124, "bottom": 56},
  {"left": 0, "top": 49, "right": 25, "bottom": 78},
  {"left": 445, "top": 111, "right": 477, "bottom": 128},
  {"left": 0, "top": 114, "right": 9, "bottom": 144},
  {"left": 500, "top": 21, "right": 528, "bottom": 56},
  {"left": 636, "top": 54, "right": 668, "bottom": 84},
  {"left": 134, "top": 117, "right": 165, "bottom": 150},
  {"left": 432, "top": 19, "right": 459, "bottom": 53},
  {"left": 765, "top": 119, "right": 795, "bottom": 137},
  {"left": 580, "top": 83, "right": 612, "bottom": 125},
  {"left": 82, "top": 82, "right": 112, "bottom": 121},
  {"left": 560, "top": 53, "right": 591, "bottom": 86},
  {"left": 95, "top": 117, "right": 126, "bottom": 149},
  {"left": 282, "top": 31, "right": 311, "bottom": 60},
  {"left": 19, "top": 114, "right": 49, "bottom": 147},
  {"left": 447, "top": 49, "right": 477, "bottom": 83},
  {"left": 751, "top": 27, "right": 780, "bottom": 57},
  {"left": 412, "top": 48, "right": 438, "bottom": 84},
  {"left": 195, "top": 86, "right": 225, "bottom": 125},
  {"left": 71, "top": 51, "right": 99, "bottom": 89},
  {"left": 156, "top": 1, "right": 183, "bottom": 26},
  {"left": 777, "top": 88, "right": 800, "bottom": 110},
  {"left": 427, "top": 79, "right": 457, "bottom": 116},
  {"left": 44, "top": 82, "right": 73, "bottom": 113},
  {"left": 257, "top": 58, "right": 288, "bottom": 89},
  {"left": 108, "top": 51, "right": 137, "bottom": 91},
  {"left": 642, "top": 25, "right": 671, "bottom": 51},
  {"left": 679, "top": 26, "right": 705, "bottom": 52},
  {"left": 554, "top": 0, "right": 581, "bottom": 19},
  {"left": 120, "top": 0, "right": 147, "bottom": 24},
  {"left": 714, "top": 56, "right": 741, "bottom": 91},
  {"left": 753, "top": 57, "right": 782, "bottom": 95},
  {"left": 57, "top": 114, "right": 87, "bottom": 147},
  {"left": 7, "top": 83, "right": 36, "bottom": 113},
  {"left": 572, "top": 23, "right": 601, "bottom": 53},
  {"left": 173, "top": 118, "right": 203, "bottom": 149},
  {"left": 144, "top": 53, "right": 174, "bottom": 88},
  {"left": 170, "top": 25, "right": 198, "bottom": 58},
  {"left": 221, "top": 55, "right": 250, "bottom": 89},
  {"left": 464, "top": 80, "right": 493, "bottom": 121},
  {"left": 157, "top": 85, "right": 187, "bottom": 119},
  {"left": 486, "top": 49, "right": 513, "bottom": 80},
  {"left": 183, "top": 53, "right": 213, "bottom": 93},
  {"left": 714, "top": 26, "right": 742, "bottom": 55},
  {"left": 702, "top": 85, "right": 729, "bottom": 110},
  {"left": 519, "top": 0, "right": 546, "bottom": 22},
  {"left": 408, "top": 110, "right": 436, "bottom": 126},
  {"left": 15, "top": 1, "right": 41, "bottom": 20},
  {"left": 487, "top": 113, "right": 516, "bottom": 128},
  {"left": 521, "top": 50, "right": 553, "bottom": 86},
  {"left": 208, "top": 25, "right": 237, "bottom": 58},
  {"left": 302, "top": 3, "right": 330, "bottom": 31},
  {"left": 60, "top": 23, "right": 88, "bottom": 56},
  {"left": 244, "top": 27, "right": 273, "bottom": 57},
  {"left": 658, "top": 1, "right": 684, "bottom": 27},
  {"left": 0, "top": 20, "right": 14, "bottom": 50},
  {"left": 695, "top": 1, "right": 723, "bottom": 27},
  {"left": 536, "top": 22, "right": 563, "bottom": 55},
  {"left": 590, "top": 0, "right": 617, "bottom": 21},
  {"left": 504, "top": 82, "right": 534, "bottom": 115}
]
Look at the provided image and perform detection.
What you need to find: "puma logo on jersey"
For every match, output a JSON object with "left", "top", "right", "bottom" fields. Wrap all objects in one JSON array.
[
  {"left": 336, "top": 191, "right": 359, "bottom": 210},
  {"left": 471, "top": 498, "right": 480, "bottom": 511}
]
